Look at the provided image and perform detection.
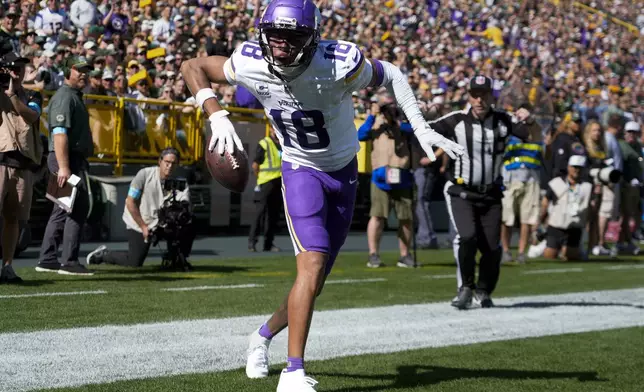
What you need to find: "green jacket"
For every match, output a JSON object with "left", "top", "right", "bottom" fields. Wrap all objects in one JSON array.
[
  {"left": 618, "top": 139, "right": 643, "bottom": 183},
  {"left": 48, "top": 84, "right": 94, "bottom": 158}
]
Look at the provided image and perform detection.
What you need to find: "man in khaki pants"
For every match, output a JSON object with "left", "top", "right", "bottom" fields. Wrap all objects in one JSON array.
[
  {"left": 0, "top": 52, "right": 43, "bottom": 283},
  {"left": 358, "top": 100, "right": 415, "bottom": 268}
]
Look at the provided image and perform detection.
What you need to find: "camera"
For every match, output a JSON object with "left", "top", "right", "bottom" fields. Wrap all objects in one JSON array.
[
  {"left": 589, "top": 165, "right": 621, "bottom": 185},
  {"left": 0, "top": 37, "right": 17, "bottom": 86},
  {"left": 150, "top": 178, "right": 194, "bottom": 271}
]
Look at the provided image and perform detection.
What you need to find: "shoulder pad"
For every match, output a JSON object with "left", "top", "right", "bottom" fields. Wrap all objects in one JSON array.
[{"left": 319, "top": 40, "right": 363, "bottom": 80}]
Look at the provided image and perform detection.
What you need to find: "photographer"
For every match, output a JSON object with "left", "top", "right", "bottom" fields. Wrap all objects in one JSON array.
[
  {"left": 538, "top": 156, "right": 593, "bottom": 261},
  {"left": 359, "top": 98, "right": 416, "bottom": 269},
  {"left": 0, "top": 51, "right": 42, "bottom": 284},
  {"left": 86, "top": 148, "right": 196, "bottom": 268}
]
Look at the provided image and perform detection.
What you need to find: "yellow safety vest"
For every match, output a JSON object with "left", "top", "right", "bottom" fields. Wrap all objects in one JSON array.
[{"left": 257, "top": 136, "right": 282, "bottom": 185}]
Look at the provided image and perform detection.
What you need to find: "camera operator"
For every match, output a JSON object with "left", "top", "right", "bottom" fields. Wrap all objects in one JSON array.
[
  {"left": 359, "top": 98, "right": 416, "bottom": 268},
  {"left": 86, "top": 148, "right": 196, "bottom": 267},
  {"left": 537, "top": 155, "right": 593, "bottom": 261},
  {"left": 0, "top": 51, "right": 42, "bottom": 284}
]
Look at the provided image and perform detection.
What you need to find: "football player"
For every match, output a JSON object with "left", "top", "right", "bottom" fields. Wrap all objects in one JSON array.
[{"left": 181, "top": 0, "right": 464, "bottom": 390}]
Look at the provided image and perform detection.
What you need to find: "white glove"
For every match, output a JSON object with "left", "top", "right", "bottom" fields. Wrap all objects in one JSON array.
[
  {"left": 208, "top": 110, "right": 244, "bottom": 155},
  {"left": 415, "top": 124, "right": 465, "bottom": 161},
  {"left": 630, "top": 178, "right": 641, "bottom": 187}
]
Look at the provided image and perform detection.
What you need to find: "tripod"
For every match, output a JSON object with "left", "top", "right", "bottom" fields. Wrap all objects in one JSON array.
[
  {"left": 160, "top": 236, "right": 192, "bottom": 272},
  {"left": 156, "top": 178, "right": 193, "bottom": 272}
]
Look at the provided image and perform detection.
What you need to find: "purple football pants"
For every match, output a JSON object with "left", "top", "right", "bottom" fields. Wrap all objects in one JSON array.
[{"left": 281, "top": 158, "right": 358, "bottom": 275}]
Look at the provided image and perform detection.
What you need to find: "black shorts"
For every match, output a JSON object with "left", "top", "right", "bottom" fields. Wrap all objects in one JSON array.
[{"left": 546, "top": 226, "right": 582, "bottom": 249}]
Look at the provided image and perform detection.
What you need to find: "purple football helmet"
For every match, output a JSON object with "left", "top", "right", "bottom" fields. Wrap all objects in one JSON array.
[{"left": 258, "top": 0, "right": 321, "bottom": 68}]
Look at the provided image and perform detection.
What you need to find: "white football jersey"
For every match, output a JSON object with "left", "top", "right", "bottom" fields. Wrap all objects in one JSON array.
[
  {"left": 34, "top": 8, "right": 67, "bottom": 36},
  {"left": 224, "top": 40, "right": 373, "bottom": 172}
]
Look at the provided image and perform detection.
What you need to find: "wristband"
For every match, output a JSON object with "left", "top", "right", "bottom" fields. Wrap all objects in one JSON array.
[
  {"left": 195, "top": 88, "right": 217, "bottom": 109},
  {"left": 208, "top": 110, "right": 230, "bottom": 122}
]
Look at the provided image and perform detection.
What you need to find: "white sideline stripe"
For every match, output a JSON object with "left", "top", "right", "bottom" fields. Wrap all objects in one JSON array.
[
  {"left": 424, "top": 274, "right": 455, "bottom": 279},
  {"left": 325, "top": 278, "right": 386, "bottom": 284},
  {"left": 0, "top": 290, "right": 107, "bottom": 299},
  {"left": 523, "top": 268, "right": 584, "bottom": 275},
  {"left": 162, "top": 284, "right": 264, "bottom": 292},
  {"left": 603, "top": 264, "right": 644, "bottom": 270},
  {"left": 3, "top": 288, "right": 644, "bottom": 391}
]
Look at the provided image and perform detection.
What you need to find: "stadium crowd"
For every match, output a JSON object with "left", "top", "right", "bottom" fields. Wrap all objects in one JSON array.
[
  {"left": 0, "top": 0, "right": 639, "bottom": 123},
  {"left": 0, "top": 0, "right": 642, "bottom": 254}
]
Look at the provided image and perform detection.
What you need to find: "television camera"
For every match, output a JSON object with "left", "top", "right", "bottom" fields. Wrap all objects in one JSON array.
[
  {"left": 150, "top": 178, "right": 194, "bottom": 272},
  {"left": 0, "top": 37, "right": 21, "bottom": 87}
]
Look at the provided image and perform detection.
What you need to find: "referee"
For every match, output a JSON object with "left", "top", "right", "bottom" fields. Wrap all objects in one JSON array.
[{"left": 429, "top": 76, "right": 540, "bottom": 309}]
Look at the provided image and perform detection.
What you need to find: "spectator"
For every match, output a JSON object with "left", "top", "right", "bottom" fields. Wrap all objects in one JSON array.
[
  {"left": 34, "top": 0, "right": 68, "bottom": 38},
  {"left": 0, "top": 8, "right": 19, "bottom": 53},
  {"left": 102, "top": 0, "right": 130, "bottom": 39},
  {"left": 151, "top": 6, "right": 172, "bottom": 43}
]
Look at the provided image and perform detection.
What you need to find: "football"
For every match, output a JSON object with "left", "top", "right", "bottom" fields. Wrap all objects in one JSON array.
[{"left": 204, "top": 137, "right": 249, "bottom": 193}]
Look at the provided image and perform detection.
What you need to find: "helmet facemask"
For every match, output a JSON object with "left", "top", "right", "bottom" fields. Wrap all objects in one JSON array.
[{"left": 260, "top": 28, "right": 315, "bottom": 67}]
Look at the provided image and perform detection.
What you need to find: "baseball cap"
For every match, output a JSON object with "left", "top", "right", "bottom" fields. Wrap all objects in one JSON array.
[
  {"left": 62, "top": 57, "right": 91, "bottom": 74},
  {"left": 568, "top": 155, "right": 587, "bottom": 167},
  {"left": 469, "top": 75, "right": 492, "bottom": 91},
  {"left": 625, "top": 121, "right": 641, "bottom": 133},
  {"left": 102, "top": 71, "right": 114, "bottom": 80},
  {"left": 128, "top": 60, "right": 140, "bottom": 68}
]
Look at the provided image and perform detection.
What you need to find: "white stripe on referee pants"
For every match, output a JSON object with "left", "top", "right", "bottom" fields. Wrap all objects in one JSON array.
[{"left": 443, "top": 181, "right": 462, "bottom": 289}]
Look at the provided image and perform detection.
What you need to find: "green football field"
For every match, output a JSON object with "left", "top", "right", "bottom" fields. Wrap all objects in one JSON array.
[{"left": 2, "top": 248, "right": 644, "bottom": 391}]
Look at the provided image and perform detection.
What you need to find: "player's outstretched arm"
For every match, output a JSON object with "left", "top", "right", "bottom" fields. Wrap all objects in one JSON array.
[
  {"left": 367, "top": 58, "right": 465, "bottom": 161},
  {"left": 181, "top": 56, "right": 243, "bottom": 155}
]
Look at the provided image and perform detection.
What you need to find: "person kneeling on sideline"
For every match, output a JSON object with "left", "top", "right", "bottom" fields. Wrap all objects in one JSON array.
[
  {"left": 86, "top": 148, "right": 195, "bottom": 267},
  {"left": 531, "top": 155, "right": 593, "bottom": 260}
]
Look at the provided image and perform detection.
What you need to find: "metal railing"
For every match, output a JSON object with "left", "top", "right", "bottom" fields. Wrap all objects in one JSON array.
[{"left": 38, "top": 91, "right": 269, "bottom": 175}]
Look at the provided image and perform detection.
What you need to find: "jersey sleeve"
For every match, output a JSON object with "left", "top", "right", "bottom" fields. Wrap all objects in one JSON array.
[
  {"left": 335, "top": 42, "right": 373, "bottom": 92},
  {"left": 223, "top": 56, "right": 238, "bottom": 86}
]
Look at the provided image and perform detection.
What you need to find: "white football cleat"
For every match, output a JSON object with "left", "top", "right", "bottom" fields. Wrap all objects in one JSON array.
[
  {"left": 245, "top": 329, "right": 270, "bottom": 378},
  {"left": 276, "top": 369, "right": 318, "bottom": 392}
]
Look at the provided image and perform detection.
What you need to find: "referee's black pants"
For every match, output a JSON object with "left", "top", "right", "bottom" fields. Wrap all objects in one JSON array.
[{"left": 446, "top": 185, "right": 503, "bottom": 295}]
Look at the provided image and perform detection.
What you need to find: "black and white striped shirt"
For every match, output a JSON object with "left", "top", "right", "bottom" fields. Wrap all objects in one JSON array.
[{"left": 429, "top": 108, "right": 529, "bottom": 188}]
